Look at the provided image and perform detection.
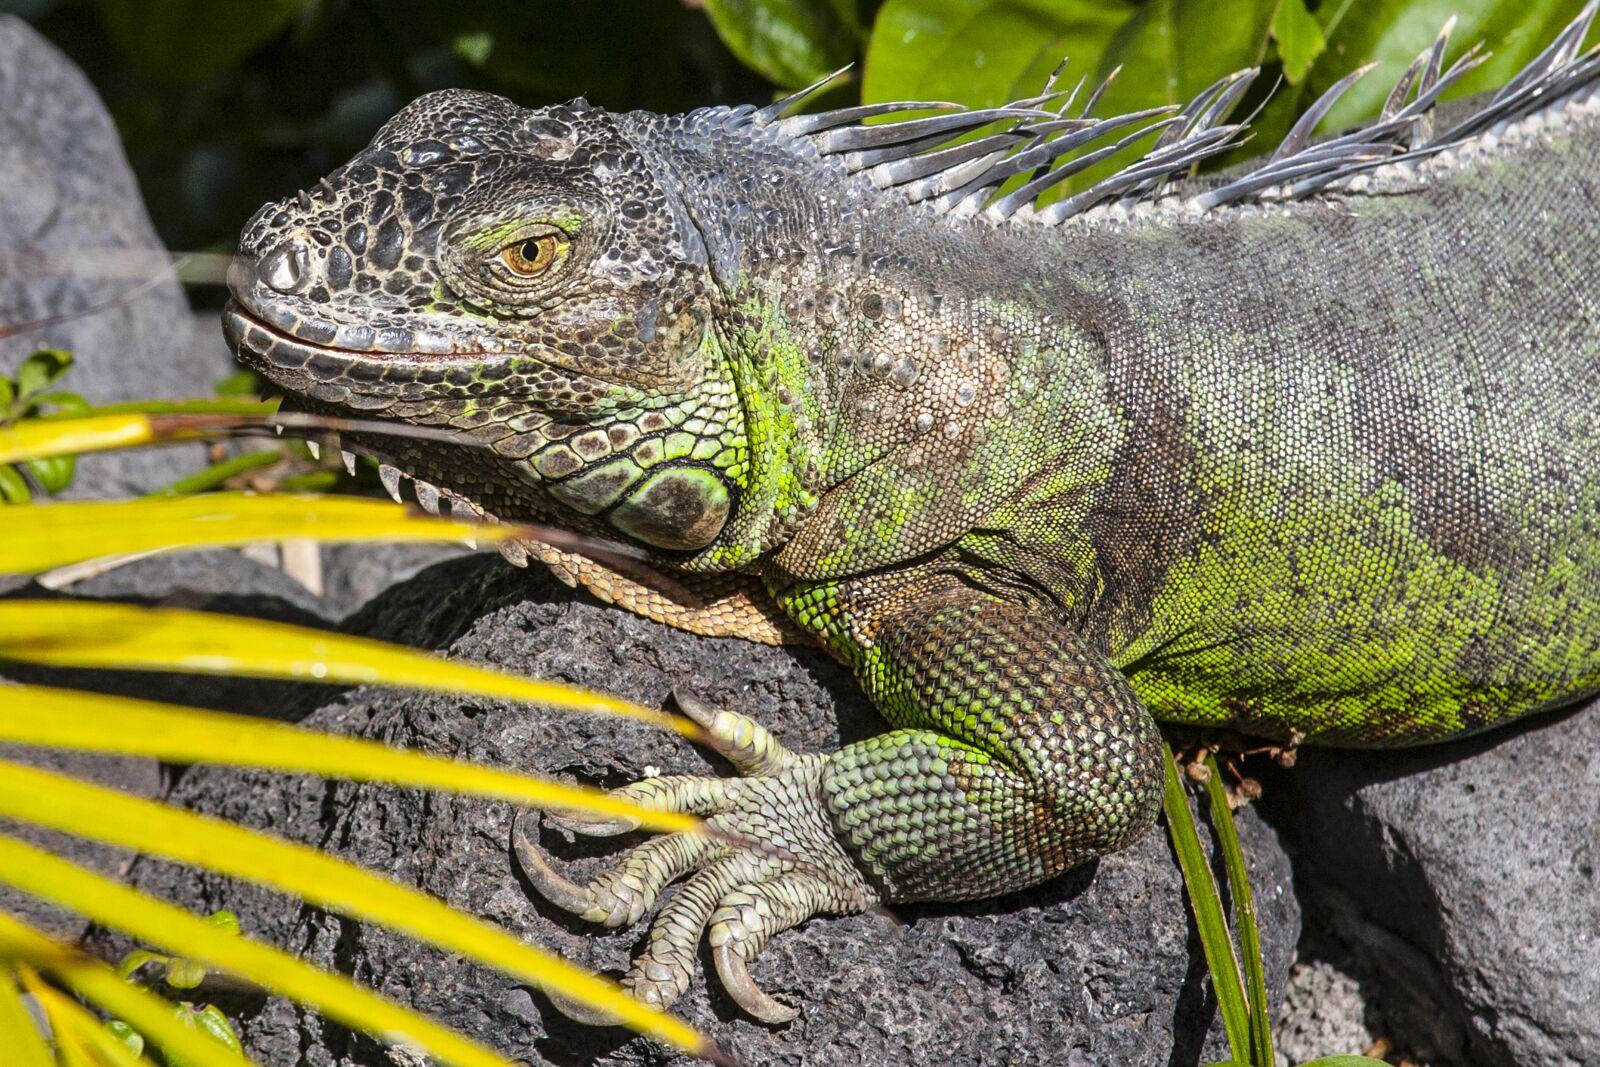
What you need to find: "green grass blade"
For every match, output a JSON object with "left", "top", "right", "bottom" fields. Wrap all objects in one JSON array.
[
  {"left": 0, "top": 835, "right": 550, "bottom": 1067},
  {"left": 1, "top": 915, "right": 258, "bottom": 1067},
  {"left": 1163, "top": 743, "right": 1250, "bottom": 1063},
  {"left": 0, "top": 600, "right": 701, "bottom": 741},
  {"left": 0, "top": 963, "right": 56, "bottom": 1067},
  {"left": 0, "top": 758, "right": 714, "bottom": 1055},
  {"left": 142, "top": 449, "right": 282, "bottom": 497},
  {"left": 1200, "top": 752, "right": 1274, "bottom": 1066},
  {"left": 0, "top": 683, "right": 699, "bottom": 835}
]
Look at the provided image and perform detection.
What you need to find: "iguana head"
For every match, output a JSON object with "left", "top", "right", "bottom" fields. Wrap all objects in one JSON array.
[{"left": 226, "top": 88, "right": 805, "bottom": 562}]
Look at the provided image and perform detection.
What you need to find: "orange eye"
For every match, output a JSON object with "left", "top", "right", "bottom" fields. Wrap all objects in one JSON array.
[{"left": 499, "top": 234, "right": 561, "bottom": 277}]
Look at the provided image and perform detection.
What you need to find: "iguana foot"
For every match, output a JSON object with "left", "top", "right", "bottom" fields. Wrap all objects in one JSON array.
[{"left": 512, "top": 693, "right": 879, "bottom": 1024}]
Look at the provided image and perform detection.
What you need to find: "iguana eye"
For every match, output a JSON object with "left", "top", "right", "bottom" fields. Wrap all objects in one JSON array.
[{"left": 499, "top": 234, "right": 563, "bottom": 277}]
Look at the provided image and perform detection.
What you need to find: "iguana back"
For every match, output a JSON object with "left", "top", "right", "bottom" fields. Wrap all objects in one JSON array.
[{"left": 1037, "top": 113, "right": 1600, "bottom": 745}]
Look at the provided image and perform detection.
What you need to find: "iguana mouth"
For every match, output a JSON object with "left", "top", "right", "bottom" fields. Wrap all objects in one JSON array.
[
  {"left": 225, "top": 299, "right": 558, "bottom": 546},
  {"left": 222, "top": 299, "right": 507, "bottom": 382}
]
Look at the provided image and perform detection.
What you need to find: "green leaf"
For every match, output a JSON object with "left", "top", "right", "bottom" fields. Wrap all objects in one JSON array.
[
  {"left": 1163, "top": 744, "right": 1250, "bottom": 1063},
  {"left": 14, "top": 350, "right": 72, "bottom": 403},
  {"left": 0, "top": 466, "right": 30, "bottom": 504},
  {"left": 22, "top": 455, "right": 75, "bottom": 495},
  {"left": 117, "top": 948, "right": 171, "bottom": 981},
  {"left": 702, "top": 0, "right": 861, "bottom": 88},
  {"left": 452, "top": 31, "right": 495, "bottom": 67},
  {"left": 105, "top": 1020, "right": 147, "bottom": 1059},
  {"left": 1272, "top": 0, "right": 1325, "bottom": 82},
  {"left": 865, "top": 0, "right": 1276, "bottom": 195},
  {"left": 867, "top": 0, "right": 1135, "bottom": 111},
  {"left": 176, "top": 1003, "right": 243, "bottom": 1064},
  {"left": 3, "top": 918, "right": 257, "bottom": 1067},
  {"left": 142, "top": 451, "right": 282, "bottom": 498},
  {"left": 207, "top": 911, "right": 241, "bottom": 937},
  {"left": 1098, "top": 0, "right": 1278, "bottom": 108},
  {"left": 21, "top": 390, "right": 91, "bottom": 418},
  {"left": 1308, "top": 0, "right": 1594, "bottom": 134},
  {"left": 210, "top": 370, "right": 261, "bottom": 399},
  {"left": 0, "top": 377, "right": 15, "bottom": 419},
  {"left": 92, "top": 0, "right": 311, "bottom": 82},
  {"left": 165, "top": 956, "right": 208, "bottom": 991}
]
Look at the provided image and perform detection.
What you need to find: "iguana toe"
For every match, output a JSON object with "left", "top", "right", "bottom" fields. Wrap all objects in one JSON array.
[
  {"left": 708, "top": 877, "right": 845, "bottom": 1023},
  {"left": 513, "top": 699, "right": 880, "bottom": 1022}
]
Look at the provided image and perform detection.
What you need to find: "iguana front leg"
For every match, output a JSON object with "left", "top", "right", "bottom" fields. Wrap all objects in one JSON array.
[{"left": 514, "top": 570, "right": 1164, "bottom": 1020}]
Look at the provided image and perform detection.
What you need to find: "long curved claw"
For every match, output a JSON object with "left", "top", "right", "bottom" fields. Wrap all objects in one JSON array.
[
  {"left": 511, "top": 810, "right": 598, "bottom": 917},
  {"left": 707, "top": 878, "right": 836, "bottom": 1024},
  {"left": 544, "top": 987, "right": 626, "bottom": 1027},
  {"left": 712, "top": 941, "right": 796, "bottom": 1024},
  {"left": 546, "top": 809, "right": 640, "bottom": 836},
  {"left": 546, "top": 810, "right": 641, "bottom": 836},
  {"left": 516, "top": 811, "right": 722, "bottom": 928}
]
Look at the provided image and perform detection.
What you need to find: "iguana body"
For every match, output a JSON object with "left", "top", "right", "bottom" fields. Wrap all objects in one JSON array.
[{"left": 226, "top": 11, "right": 1600, "bottom": 1021}]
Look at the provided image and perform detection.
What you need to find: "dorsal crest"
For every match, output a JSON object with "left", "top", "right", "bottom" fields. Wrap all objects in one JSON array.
[{"left": 729, "top": 4, "right": 1599, "bottom": 226}]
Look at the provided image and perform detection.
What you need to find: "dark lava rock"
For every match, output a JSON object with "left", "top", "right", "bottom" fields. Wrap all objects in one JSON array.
[
  {"left": 1262, "top": 698, "right": 1600, "bottom": 1067},
  {"left": 107, "top": 554, "right": 1299, "bottom": 1067}
]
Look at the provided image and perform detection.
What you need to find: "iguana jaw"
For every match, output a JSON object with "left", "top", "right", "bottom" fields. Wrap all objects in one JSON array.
[
  {"left": 226, "top": 286, "right": 751, "bottom": 559},
  {"left": 223, "top": 300, "right": 499, "bottom": 396}
]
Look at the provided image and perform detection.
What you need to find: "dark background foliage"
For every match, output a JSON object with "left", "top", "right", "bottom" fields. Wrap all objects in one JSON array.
[{"left": 5, "top": 0, "right": 1590, "bottom": 261}]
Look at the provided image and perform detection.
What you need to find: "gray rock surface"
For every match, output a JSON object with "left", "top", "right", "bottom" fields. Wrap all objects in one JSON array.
[
  {"left": 1273, "top": 959, "right": 1382, "bottom": 1067},
  {"left": 1262, "top": 700, "right": 1600, "bottom": 1067},
  {"left": 0, "top": 17, "right": 227, "bottom": 497},
  {"left": 106, "top": 554, "right": 1301, "bottom": 1067},
  {"left": 320, "top": 541, "right": 472, "bottom": 621}
]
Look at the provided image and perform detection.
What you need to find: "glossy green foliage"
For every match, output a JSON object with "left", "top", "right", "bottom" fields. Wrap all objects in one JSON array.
[
  {"left": 864, "top": 0, "right": 1592, "bottom": 187},
  {"left": 93, "top": 0, "right": 309, "bottom": 81},
  {"left": 701, "top": 0, "right": 861, "bottom": 87},
  {"left": 108, "top": 910, "right": 245, "bottom": 1064},
  {"left": 0, "top": 350, "right": 86, "bottom": 503}
]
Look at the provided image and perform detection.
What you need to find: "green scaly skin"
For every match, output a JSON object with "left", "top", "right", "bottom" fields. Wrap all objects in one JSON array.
[{"left": 224, "top": 18, "right": 1600, "bottom": 1022}]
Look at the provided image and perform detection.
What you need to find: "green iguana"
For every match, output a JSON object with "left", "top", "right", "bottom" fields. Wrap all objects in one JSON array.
[{"left": 224, "top": 8, "right": 1600, "bottom": 1024}]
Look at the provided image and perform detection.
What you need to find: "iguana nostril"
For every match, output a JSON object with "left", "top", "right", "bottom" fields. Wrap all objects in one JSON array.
[{"left": 260, "top": 240, "right": 311, "bottom": 294}]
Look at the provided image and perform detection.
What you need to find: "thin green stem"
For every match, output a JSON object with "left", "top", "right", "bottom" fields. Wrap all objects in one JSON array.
[
  {"left": 1201, "top": 752, "right": 1274, "bottom": 1066},
  {"left": 1163, "top": 742, "right": 1250, "bottom": 1063}
]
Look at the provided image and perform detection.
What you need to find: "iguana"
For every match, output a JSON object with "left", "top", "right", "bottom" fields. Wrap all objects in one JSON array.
[{"left": 224, "top": 8, "right": 1600, "bottom": 1025}]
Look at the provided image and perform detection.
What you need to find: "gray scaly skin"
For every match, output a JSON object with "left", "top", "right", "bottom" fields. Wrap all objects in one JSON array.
[{"left": 225, "top": 10, "right": 1600, "bottom": 1024}]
